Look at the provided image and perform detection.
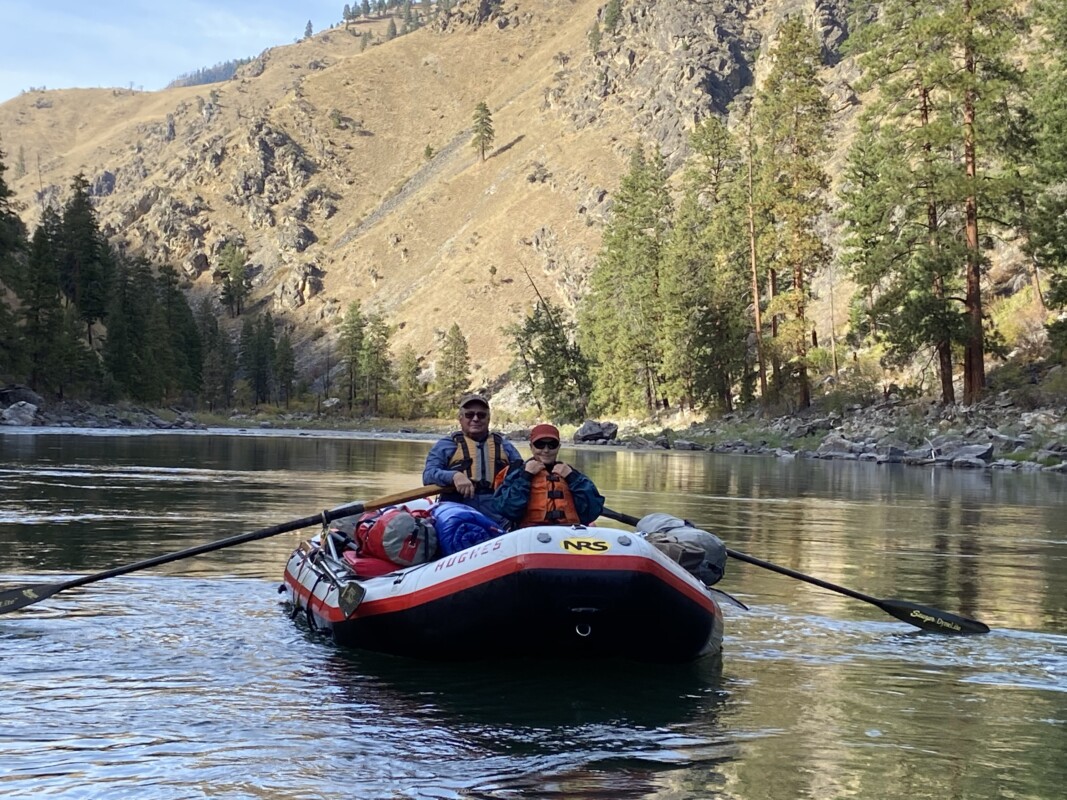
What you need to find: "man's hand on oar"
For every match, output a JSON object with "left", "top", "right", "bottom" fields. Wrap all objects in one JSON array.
[{"left": 601, "top": 507, "right": 990, "bottom": 635}]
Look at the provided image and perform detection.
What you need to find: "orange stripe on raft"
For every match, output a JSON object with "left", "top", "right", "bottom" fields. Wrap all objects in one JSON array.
[
  {"left": 286, "top": 553, "right": 719, "bottom": 623},
  {"left": 284, "top": 563, "right": 341, "bottom": 620}
]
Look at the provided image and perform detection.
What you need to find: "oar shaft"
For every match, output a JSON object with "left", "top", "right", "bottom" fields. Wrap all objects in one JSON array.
[
  {"left": 720, "top": 548, "right": 878, "bottom": 605},
  {"left": 1, "top": 484, "right": 440, "bottom": 614},
  {"left": 600, "top": 506, "right": 989, "bottom": 634},
  {"left": 602, "top": 507, "right": 877, "bottom": 603},
  {"left": 58, "top": 505, "right": 360, "bottom": 593}
]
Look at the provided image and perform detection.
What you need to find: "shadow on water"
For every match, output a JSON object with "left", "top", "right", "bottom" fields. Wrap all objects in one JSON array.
[
  {"left": 314, "top": 647, "right": 736, "bottom": 798},
  {"left": 322, "top": 647, "right": 728, "bottom": 728}
]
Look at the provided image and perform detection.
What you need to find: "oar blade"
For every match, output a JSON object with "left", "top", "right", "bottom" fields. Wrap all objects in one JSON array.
[
  {"left": 878, "top": 598, "right": 990, "bottom": 635},
  {"left": 0, "top": 583, "right": 65, "bottom": 615}
]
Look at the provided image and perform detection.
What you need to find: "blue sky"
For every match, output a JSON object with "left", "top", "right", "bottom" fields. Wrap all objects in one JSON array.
[{"left": 0, "top": 1, "right": 347, "bottom": 104}]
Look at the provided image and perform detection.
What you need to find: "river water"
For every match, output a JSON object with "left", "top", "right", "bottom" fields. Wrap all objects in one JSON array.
[{"left": 1, "top": 429, "right": 1064, "bottom": 799}]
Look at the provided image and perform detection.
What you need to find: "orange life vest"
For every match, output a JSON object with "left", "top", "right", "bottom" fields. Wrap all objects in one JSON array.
[{"left": 520, "top": 470, "right": 582, "bottom": 527}]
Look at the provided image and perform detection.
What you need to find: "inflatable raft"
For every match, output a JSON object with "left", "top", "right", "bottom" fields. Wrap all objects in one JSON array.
[{"left": 282, "top": 513, "right": 724, "bottom": 662}]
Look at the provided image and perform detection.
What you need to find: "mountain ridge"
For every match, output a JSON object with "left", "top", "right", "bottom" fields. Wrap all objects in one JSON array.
[{"left": 0, "top": 0, "right": 855, "bottom": 397}]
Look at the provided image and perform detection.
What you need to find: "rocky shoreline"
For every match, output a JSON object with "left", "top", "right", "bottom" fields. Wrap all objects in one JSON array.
[
  {"left": 651, "top": 398, "right": 1066, "bottom": 474},
  {"left": 2, "top": 388, "right": 1066, "bottom": 475}
]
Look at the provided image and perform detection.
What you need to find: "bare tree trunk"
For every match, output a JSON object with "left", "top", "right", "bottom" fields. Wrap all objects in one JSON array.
[
  {"left": 938, "top": 336, "right": 955, "bottom": 405},
  {"left": 746, "top": 135, "right": 768, "bottom": 404},
  {"left": 769, "top": 268, "right": 781, "bottom": 392},
  {"left": 828, "top": 262, "right": 839, "bottom": 375},
  {"left": 921, "top": 83, "right": 956, "bottom": 405},
  {"left": 961, "top": 7, "right": 985, "bottom": 406}
]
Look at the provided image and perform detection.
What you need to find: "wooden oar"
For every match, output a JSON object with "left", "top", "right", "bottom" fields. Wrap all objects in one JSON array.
[
  {"left": 601, "top": 507, "right": 990, "bottom": 635},
  {"left": 0, "top": 485, "right": 441, "bottom": 615}
]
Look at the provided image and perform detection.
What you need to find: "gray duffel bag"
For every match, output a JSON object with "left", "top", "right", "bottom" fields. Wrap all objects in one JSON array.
[{"left": 638, "top": 512, "right": 726, "bottom": 586}]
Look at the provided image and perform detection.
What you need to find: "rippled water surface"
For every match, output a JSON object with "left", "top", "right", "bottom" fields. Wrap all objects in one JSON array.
[{"left": 1, "top": 429, "right": 1065, "bottom": 799}]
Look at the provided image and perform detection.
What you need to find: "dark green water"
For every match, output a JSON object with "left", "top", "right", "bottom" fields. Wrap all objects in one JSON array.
[{"left": 1, "top": 428, "right": 1065, "bottom": 799}]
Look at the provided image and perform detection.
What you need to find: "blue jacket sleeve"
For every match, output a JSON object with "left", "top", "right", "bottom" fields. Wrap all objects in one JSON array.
[
  {"left": 493, "top": 462, "right": 534, "bottom": 525},
  {"left": 565, "top": 469, "right": 605, "bottom": 525},
  {"left": 423, "top": 438, "right": 459, "bottom": 487}
]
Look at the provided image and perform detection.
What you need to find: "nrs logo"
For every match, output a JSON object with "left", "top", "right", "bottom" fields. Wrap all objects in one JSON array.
[{"left": 561, "top": 538, "right": 609, "bottom": 553}]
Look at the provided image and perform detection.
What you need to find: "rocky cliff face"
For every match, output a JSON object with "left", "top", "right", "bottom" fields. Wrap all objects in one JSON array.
[
  {"left": 549, "top": 0, "right": 852, "bottom": 167},
  {"left": 0, "top": 0, "right": 856, "bottom": 393}
]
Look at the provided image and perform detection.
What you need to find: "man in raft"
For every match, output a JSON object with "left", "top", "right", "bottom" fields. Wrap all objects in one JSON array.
[{"left": 423, "top": 394, "right": 522, "bottom": 525}]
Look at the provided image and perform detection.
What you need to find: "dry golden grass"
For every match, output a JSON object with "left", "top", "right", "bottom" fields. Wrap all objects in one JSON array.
[{"left": 0, "top": 0, "right": 636, "bottom": 393}]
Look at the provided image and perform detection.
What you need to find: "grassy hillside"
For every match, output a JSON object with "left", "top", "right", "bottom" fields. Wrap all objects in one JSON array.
[{"left": 0, "top": 0, "right": 631, "bottom": 392}]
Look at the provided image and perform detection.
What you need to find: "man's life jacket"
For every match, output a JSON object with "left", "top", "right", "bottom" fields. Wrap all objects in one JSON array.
[
  {"left": 444, "top": 432, "right": 510, "bottom": 495},
  {"left": 520, "top": 469, "right": 582, "bottom": 527}
]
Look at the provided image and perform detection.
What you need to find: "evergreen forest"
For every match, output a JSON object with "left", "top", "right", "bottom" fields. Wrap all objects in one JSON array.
[{"left": 2, "top": 1, "right": 1067, "bottom": 425}]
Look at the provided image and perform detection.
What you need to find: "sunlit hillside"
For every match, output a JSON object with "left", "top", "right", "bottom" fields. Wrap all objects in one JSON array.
[
  {"left": 3, "top": 0, "right": 1044, "bottom": 406},
  {"left": 1, "top": 0, "right": 637, "bottom": 393}
]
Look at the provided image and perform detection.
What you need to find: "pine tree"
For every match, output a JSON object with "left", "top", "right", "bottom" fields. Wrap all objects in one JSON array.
[
  {"left": 436, "top": 323, "right": 470, "bottom": 409},
  {"left": 1031, "top": 0, "right": 1067, "bottom": 327},
  {"left": 237, "top": 318, "right": 256, "bottom": 406},
  {"left": 58, "top": 174, "right": 113, "bottom": 347},
  {"left": 359, "top": 312, "right": 393, "bottom": 414},
  {"left": 751, "top": 16, "right": 831, "bottom": 410},
  {"left": 218, "top": 242, "right": 250, "bottom": 317},
  {"left": 338, "top": 301, "right": 366, "bottom": 412},
  {"left": 304, "top": 20, "right": 313, "bottom": 39},
  {"left": 139, "top": 266, "right": 175, "bottom": 404},
  {"left": 841, "top": 10, "right": 964, "bottom": 402},
  {"left": 843, "top": 0, "right": 1025, "bottom": 403},
  {"left": 0, "top": 142, "right": 26, "bottom": 287},
  {"left": 102, "top": 255, "right": 147, "bottom": 400},
  {"left": 394, "top": 346, "right": 423, "bottom": 419},
  {"left": 54, "top": 304, "right": 101, "bottom": 400},
  {"left": 0, "top": 296, "right": 23, "bottom": 384},
  {"left": 0, "top": 145, "right": 28, "bottom": 382},
  {"left": 504, "top": 318, "right": 544, "bottom": 416},
  {"left": 156, "top": 264, "right": 202, "bottom": 398},
  {"left": 254, "top": 314, "right": 276, "bottom": 404},
  {"left": 471, "top": 101, "right": 495, "bottom": 162},
  {"left": 588, "top": 22, "right": 602, "bottom": 55},
  {"left": 386, "top": 17, "right": 397, "bottom": 40},
  {"left": 238, "top": 314, "right": 275, "bottom": 406},
  {"left": 275, "top": 332, "right": 296, "bottom": 408},
  {"left": 731, "top": 96, "right": 772, "bottom": 402},
  {"left": 98, "top": 255, "right": 180, "bottom": 403},
  {"left": 660, "top": 116, "right": 750, "bottom": 412},
  {"left": 580, "top": 147, "right": 672, "bottom": 414},
  {"left": 197, "top": 299, "right": 236, "bottom": 411},
  {"left": 504, "top": 299, "right": 592, "bottom": 422},
  {"left": 20, "top": 209, "right": 64, "bottom": 391}
]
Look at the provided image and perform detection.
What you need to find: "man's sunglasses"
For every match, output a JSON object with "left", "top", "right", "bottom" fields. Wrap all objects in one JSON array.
[
  {"left": 462, "top": 411, "right": 488, "bottom": 420},
  {"left": 532, "top": 439, "right": 560, "bottom": 449}
]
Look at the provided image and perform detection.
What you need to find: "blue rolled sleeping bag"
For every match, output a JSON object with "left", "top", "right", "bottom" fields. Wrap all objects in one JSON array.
[{"left": 431, "top": 501, "right": 504, "bottom": 556}]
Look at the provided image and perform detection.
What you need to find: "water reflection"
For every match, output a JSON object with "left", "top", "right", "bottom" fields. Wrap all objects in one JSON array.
[
  {"left": 315, "top": 648, "right": 733, "bottom": 799},
  {"left": 322, "top": 648, "right": 726, "bottom": 729},
  {"left": 1, "top": 431, "right": 1066, "bottom": 800}
]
